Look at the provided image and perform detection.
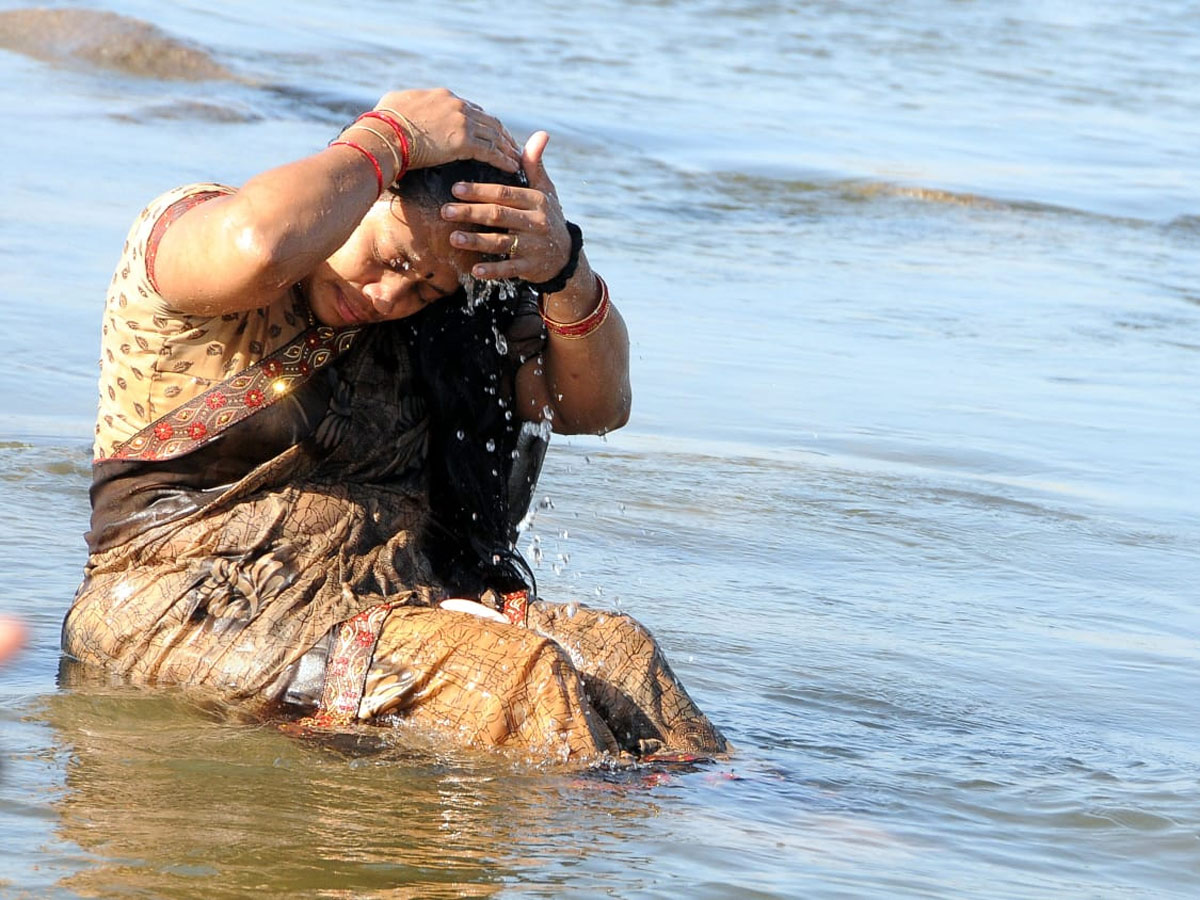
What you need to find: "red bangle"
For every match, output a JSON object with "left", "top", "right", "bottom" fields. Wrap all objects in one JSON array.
[
  {"left": 358, "top": 111, "right": 410, "bottom": 179},
  {"left": 540, "top": 274, "right": 611, "bottom": 340},
  {"left": 330, "top": 140, "right": 384, "bottom": 197}
]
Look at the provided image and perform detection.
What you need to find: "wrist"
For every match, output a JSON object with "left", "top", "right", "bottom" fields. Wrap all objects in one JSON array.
[
  {"left": 340, "top": 124, "right": 402, "bottom": 186},
  {"left": 537, "top": 256, "right": 594, "bottom": 320},
  {"left": 539, "top": 270, "right": 611, "bottom": 340},
  {"left": 528, "top": 221, "right": 583, "bottom": 295}
]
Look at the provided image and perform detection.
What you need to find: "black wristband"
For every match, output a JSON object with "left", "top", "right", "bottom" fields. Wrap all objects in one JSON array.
[{"left": 527, "top": 222, "right": 583, "bottom": 295}]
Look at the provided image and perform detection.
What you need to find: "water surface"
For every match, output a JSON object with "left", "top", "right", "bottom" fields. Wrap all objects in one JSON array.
[{"left": 1, "top": 1, "right": 1198, "bottom": 896}]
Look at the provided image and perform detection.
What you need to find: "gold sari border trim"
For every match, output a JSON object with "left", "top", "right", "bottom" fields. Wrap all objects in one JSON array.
[
  {"left": 99, "top": 325, "right": 362, "bottom": 463},
  {"left": 294, "top": 601, "right": 398, "bottom": 730}
]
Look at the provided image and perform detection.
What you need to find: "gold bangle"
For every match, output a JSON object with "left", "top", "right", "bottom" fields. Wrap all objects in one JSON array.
[
  {"left": 377, "top": 107, "right": 419, "bottom": 164},
  {"left": 344, "top": 124, "right": 402, "bottom": 182}
]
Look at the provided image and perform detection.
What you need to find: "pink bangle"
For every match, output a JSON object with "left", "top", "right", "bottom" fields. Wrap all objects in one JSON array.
[
  {"left": 539, "top": 274, "right": 611, "bottom": 340},
  {"left": 330, "top": 140, "right": 384, "bottom": 197},
  {"left": 359, "top": 111, "right": 411, "bottom": 179}
]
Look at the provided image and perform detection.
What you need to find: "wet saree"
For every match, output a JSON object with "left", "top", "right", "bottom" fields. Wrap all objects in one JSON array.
[{"left": 64, "top": 317, "right": 726, "bottom": 764}]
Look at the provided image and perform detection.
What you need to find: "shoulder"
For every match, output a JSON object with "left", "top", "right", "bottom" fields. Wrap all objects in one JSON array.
[
  {"left": 105, "top": 183, "right": 236, "bottom": 321},
  {"left": 135, "top": 183, "right": 237, "bottom": 295}
]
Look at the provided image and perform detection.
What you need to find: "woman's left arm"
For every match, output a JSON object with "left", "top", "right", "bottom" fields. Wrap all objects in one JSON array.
[{"left": 441, "top": 132, "right": 631, "bottom": 435}]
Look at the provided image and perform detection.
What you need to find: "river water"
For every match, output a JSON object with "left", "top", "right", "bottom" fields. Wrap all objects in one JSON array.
[{"left": 1, "top": 1, "right": 1198, "bottom": 896}]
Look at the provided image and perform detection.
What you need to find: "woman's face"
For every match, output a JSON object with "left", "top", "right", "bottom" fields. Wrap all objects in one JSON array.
[{"left": 303, "top": 196, "right": 469, "bottom": 327}]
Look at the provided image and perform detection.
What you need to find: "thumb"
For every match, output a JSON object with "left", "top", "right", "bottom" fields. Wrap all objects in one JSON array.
[{"left": 521, "top": 131, "right": 555, "bottom": 191}]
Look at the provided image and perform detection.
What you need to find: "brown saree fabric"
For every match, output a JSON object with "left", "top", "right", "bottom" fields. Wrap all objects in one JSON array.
[
  {"left": 65, "top": 323, "right": 438, "bottom": 700},
  {"left": 361, "top": 602, "right": 727, "bottom": 760},
  {"left": 66, "top": 321, "right": 727, "bottom": 764}
]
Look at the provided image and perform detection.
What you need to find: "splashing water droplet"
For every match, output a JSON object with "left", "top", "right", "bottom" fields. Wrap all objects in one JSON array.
[
  {"left": 485, "top": 438, "right": 496, "bottom": 452},
  {"left": 460, "top": 272, "right": 520, "bottom": 313},
  {"left": 456, "top": 429, "right": 465, "bottom": 440}
]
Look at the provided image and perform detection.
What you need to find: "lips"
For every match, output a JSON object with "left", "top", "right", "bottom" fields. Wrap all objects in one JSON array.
[{"left": 333, "top": 284, "right": 369, "bottom": 325}]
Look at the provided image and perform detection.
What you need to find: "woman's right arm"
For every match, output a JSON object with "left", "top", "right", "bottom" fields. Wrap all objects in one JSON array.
[{"left": 151, "top": 89, "right": 520, "bottom": 316}]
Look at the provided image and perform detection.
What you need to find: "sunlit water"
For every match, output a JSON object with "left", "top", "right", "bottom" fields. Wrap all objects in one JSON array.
[{"left": 1, "top": 1, "right": 1198, "bottom": 896}]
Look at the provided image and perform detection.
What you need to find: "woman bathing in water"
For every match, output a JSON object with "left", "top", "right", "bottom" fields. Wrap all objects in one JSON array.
[{"left": 62, "top": 88, "right": 726, "bottom": 764}]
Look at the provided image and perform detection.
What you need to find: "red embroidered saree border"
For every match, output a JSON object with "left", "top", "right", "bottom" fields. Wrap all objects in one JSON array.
[
  {"left": 99, "top": 324, "right": 362, "bottom": 463},
  {"left": 295, "top": 602, "right": 397, "bottom": 729}
]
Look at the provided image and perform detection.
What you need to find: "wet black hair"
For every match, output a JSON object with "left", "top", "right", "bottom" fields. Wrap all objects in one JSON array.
[
  {"left": 390, "top": 157, "right": 525, "bottom": 212},
  {"left": 393, "top": 161, "right": 546, "bottom": 599}
]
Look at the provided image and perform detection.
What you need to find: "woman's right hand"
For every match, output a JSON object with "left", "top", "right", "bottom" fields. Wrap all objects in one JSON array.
[{"left": 375, "top": 88, "right": 521, "bottom": 174}]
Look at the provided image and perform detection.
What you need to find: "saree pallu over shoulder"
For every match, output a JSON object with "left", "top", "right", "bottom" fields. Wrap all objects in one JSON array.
[
  {"left": 99, "top": 324, "right": 362, "bottom": 463},
  {"left": 65, "top": 323, "right": 441, "bottom": 701}
]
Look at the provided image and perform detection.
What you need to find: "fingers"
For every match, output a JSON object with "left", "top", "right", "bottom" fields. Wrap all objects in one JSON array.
[
  {"left": 377, "top": 88, "right": 521, "bottom": 172},
  {"left": 448, "top": 180, "right": 541, "bottom": 209},
  {"left": 448, "top": 229, "right": 522, "bottom": 257},
  {"left": 470, "top": 117, "right": 522, "bottom": 172},
  {"left": 521, "top": 131, "right": 556, "bottom": 192},
  {"left": 467, "top": 256, "right": 525, "bottom": 282}
]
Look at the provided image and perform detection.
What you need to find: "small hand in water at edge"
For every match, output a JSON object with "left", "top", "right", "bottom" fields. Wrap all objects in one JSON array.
[
  {"left": 0, "top": 617, "right": 25, "bottom": 665},
  {"left": 441, "top": 131, "right": 574, "bottom": 283}
]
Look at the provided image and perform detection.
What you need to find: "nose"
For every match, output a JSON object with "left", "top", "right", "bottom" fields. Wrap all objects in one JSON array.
[{"left": 363, "top": 270, "right": 414, "bottom": 316}]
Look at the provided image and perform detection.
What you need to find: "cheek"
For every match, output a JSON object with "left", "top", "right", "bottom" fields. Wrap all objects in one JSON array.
[{"left": 325, "top": 225, "right": 376, "bottom": 283}]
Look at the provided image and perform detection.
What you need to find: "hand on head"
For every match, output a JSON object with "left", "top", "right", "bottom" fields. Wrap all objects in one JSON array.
[
  {"left": 439, "top": 131, "right": 574, "bottom": 283},
  {"left": 374, "top": 88, "right": 522, "bottom": 174}
]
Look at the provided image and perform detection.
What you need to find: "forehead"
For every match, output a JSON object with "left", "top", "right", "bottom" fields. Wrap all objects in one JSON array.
[{"left": 375, "top": 196, "right": 470, "bottom": 281}]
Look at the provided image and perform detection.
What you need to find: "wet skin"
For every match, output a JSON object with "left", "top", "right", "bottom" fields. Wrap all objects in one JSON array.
[{"left": 302, "top": 195, "right": 474, "bottom": 328}]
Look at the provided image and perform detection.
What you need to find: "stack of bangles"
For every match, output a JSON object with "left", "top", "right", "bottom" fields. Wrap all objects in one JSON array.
[
  {"left": 329, "top": 108, "right": 414, "bottom": 198},
  {"left": 539, "top": 274, "right": 611, "bottom": 340}
]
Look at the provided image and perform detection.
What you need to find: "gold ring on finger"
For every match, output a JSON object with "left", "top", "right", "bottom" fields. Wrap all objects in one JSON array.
[{"left": 509, "top": 234, "right": 520, "bottom": 257}]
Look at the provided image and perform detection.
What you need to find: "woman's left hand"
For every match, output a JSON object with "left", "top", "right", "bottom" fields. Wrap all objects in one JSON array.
[{"left": 441, "top": 131, "right": 574, "bottom": 283}]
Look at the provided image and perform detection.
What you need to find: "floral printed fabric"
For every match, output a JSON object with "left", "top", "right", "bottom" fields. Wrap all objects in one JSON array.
[{"left": 94, "top": 183, "right": 311, "bottom": 459}]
